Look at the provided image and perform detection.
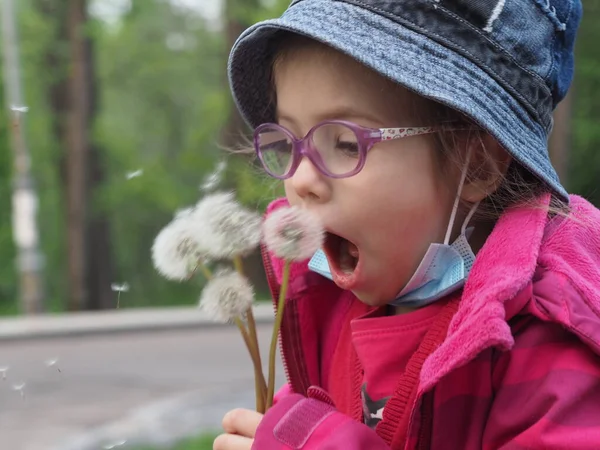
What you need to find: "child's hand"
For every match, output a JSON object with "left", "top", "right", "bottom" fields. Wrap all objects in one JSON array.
[{"left": 213, "top": 408, "right": 264, "bottom": 450}]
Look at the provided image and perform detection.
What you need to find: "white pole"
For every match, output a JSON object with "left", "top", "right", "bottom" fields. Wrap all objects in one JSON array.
[{"left": 1, "top": 0, "right": 45, "bottom": 313}]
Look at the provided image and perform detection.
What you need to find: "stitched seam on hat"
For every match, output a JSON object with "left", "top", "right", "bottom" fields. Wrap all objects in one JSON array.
[{"left": 342, "top": 0, "right": 551, "bottom": 126}]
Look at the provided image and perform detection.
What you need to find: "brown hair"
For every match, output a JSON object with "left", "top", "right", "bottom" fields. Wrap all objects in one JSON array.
[{"left": 259, "top": 32, "right": 570, "bottom": 220}]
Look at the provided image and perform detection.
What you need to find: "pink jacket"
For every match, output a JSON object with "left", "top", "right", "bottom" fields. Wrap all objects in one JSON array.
[{"left": 252, "top": 194, "right": 600, "bottom": 450}]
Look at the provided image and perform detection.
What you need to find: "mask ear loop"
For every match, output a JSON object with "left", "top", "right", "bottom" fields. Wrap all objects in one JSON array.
[
  {"left": 443, "top": 147, "right": 472, "bottom": 245},
  {"left": 461, "top": 200, "right": 480, "bottom": 236},
  {"left": 443, "top": 145, "right": 482, "bottom": 245}
]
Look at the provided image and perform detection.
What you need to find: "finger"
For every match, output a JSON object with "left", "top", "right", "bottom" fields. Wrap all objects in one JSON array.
[
  {"left": 213, "top": 433, "right": 253, "bottom": 450},
  {"left": 222, "top": 408, "right": 263, "bottom": 438}
]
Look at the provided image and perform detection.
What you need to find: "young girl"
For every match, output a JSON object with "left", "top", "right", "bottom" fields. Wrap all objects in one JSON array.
[{"left": 215, "top": 0, "right": 600, "bottom": 448}]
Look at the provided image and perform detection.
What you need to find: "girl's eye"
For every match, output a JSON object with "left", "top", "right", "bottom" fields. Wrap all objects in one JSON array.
[
  {"left": 335, "top": 137, "right": 360, "bottom": 156},
  {"left": 335, "top": 133, "right": 359, "bottom": 156}
]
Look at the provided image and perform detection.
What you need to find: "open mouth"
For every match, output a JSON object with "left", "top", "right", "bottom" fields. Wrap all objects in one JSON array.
[{"left": 323, "top": 232, "right": 359, "bottom": 282}]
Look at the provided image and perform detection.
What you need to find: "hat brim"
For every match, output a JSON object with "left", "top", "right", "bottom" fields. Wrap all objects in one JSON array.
[{"left": 228, "top": 0, "right": 567, "bottom": 201}]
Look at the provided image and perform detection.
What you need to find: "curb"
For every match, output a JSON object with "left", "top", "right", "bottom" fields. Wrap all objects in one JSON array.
[{"left": 0, "top": 303, "right": 274, "bottom": 342}]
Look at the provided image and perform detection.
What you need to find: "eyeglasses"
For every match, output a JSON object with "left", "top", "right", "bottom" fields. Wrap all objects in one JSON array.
[{"left": 253, "top": 120, "right": 438, "bottom": 179}]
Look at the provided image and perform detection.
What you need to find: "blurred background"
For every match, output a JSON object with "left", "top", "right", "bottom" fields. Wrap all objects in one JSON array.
[{"left": 0, "top": 0, "right": 598, "bottom": 449}]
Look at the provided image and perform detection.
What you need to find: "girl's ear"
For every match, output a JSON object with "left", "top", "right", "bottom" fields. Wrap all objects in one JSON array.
[{"left": 461, "top": 133, "right": 512, "bottom": 203}]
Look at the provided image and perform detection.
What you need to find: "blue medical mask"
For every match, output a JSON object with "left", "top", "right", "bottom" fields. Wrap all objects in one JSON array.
[
  {"left": 388, "top": 225, "right": 475, "bottom": 307},
  {"left": 308, "top": 152, "right": 479, "bottom": 308}
]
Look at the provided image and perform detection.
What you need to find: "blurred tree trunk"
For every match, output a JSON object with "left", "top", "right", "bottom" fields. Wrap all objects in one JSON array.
[
  {"left": 65, "top": 0, "right": 89, "bottom": 311},
  {"left": 85, "top": 21, "right": 115, "bottom": 310},
  {"left": 220, "top": 0, "right": 255, "bottom": 151},
  {"left": 63, "top": 0, "right": 114, "bottom": 310},
  {"left": 222, "top": 0, "right": 269, "bottom": 296},
  {"left": 549, "top": 89, "right": 573, "bottom": 186}
]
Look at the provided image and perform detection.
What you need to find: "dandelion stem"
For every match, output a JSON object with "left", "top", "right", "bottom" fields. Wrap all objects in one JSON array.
[
  {"left": 247, "top": 306, "right": 267, "bottom": 409},
  {"left": 197, "top": 262, "right": 213, "bottom": 280},
  {"left": 234, "top": 316, "right": 252, "bottom": 353},
  {"left": 117, "top": 292, "right": 121, "bottom": 309},
  {"left": 233, "top": 256, "right": 267, "bottom": 408},
  {"left": 266, "top": 259, "right": 291, "bottom": 409},
  {"left": 233, "top": 256, "right": 244, "bottom": 275},
  {"left": 234, "top": 316, "right": 266, "bottom": 413}
]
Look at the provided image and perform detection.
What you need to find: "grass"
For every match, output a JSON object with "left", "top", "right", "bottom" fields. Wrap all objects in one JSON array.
[{"left": 134, "top": 432, "right": 218, "bottom": 450}]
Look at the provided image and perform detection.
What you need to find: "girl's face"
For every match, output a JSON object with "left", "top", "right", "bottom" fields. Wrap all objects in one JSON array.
[{"left": 273, "top": 46, "right": 459, "bottom": 306}]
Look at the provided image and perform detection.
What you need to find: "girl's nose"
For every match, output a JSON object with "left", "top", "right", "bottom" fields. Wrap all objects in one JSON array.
[{"left": 286, "top": 156, "right": 331, "bottom": 203}]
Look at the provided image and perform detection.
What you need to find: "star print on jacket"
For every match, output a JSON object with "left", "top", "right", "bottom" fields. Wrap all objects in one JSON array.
[{"left": 361, "top": 383, "right": 390, "bottom": 428}]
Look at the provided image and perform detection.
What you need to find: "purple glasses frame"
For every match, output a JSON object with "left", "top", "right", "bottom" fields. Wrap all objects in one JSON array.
[{"left": 253, "top": 119, "right": 438, "bottom": 179}]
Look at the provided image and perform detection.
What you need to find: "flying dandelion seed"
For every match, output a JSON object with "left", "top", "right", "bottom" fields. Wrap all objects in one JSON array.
[
  {"left": 111, "top": 283, "right": 130, "bottom": 309},
  {"left": 103, "top": 440, "right": 127, "bottom": 449},
  {"left": 125, "top": 169, "right": 143, "bottom": 180},
  {"left": 12, "top": 382, "right": 26, "bottom": 400},
  {"left": 0, "top": 366, "right": 8, "bottom": 380},
  {"left": 200, "top": 160, "right": 227, "bottom": 192},
  {"left": 10, "top": 105, "right": 29, "bottom": 114},
  {"left": 45, "top": 358, "right": 61, "bottom": 373}
]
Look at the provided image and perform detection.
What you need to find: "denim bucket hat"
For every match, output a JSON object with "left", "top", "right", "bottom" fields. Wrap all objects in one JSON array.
[{"left": 228, "top": 0, "right": 583, "bottom": 202}]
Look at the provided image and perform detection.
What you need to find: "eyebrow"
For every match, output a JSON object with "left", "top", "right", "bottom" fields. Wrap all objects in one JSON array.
[{"left": 276, "top": 105, "right": 385, "bottom": 128}]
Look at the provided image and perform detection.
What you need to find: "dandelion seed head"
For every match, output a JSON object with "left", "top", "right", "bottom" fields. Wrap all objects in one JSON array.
[
  {"left": 199, "top": 269, "right": 254, "bottom": 323},
  {"left": 174, "top": 207, "right": 194, "bottom": 219},
  {"left": 191, "top": 192, "right": 262, "bottom": 259},
  {"left": 262, "top": 207, "right": 325, "bottom": 261},
  {"left": 152, "top": 215, "right": 207, "bottom": 281}
]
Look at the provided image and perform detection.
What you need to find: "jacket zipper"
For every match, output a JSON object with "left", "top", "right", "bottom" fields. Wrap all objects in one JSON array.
[{"left": 261, "top": 244, "right": 311, "bottom": 395}]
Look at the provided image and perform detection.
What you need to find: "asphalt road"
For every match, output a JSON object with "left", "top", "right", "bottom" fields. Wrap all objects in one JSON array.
[{"left": 0, "top": 324, "right": 285, "bottom": 450}]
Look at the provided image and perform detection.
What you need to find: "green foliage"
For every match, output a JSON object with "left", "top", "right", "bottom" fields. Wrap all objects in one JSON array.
[{"left": 569, "top": 0, "right": 600, "bottom": 205}]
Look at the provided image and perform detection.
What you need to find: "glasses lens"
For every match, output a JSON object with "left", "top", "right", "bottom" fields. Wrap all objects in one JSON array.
[
  {"left": 312, "top": 123, "right": 361, "bottom": 176},
  {"left": 256, "top": 126, "right": 294, "bottom": 177}
]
